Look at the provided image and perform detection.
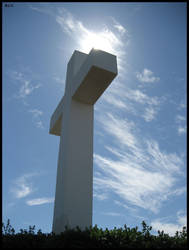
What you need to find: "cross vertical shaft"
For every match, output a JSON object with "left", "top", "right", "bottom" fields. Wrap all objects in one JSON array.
[{"left": 50, "top": 49, "right": 117, "bottom": 234}]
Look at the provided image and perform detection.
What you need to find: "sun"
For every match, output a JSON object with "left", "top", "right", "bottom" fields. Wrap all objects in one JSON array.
[{"left": 79, "top": 31, "right": 114, "bottom": 54}]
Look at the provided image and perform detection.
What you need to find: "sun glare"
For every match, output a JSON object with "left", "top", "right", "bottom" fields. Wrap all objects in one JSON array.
[{"left": 79, "top": 31, "right": 114, "bottom": 54}]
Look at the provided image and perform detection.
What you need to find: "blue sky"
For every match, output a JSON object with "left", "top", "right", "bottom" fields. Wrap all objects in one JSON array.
[{"left": 3, "top": 2, "right": 186, "bottom": 235}]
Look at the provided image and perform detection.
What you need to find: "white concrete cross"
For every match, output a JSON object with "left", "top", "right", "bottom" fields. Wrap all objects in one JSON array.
[{"left": 49, "top": 48, "right": 117, "bottom": 234}]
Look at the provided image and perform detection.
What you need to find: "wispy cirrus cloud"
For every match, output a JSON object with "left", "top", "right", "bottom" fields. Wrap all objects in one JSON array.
[
  {"left": 8, "top": 68, "right": 41, "bottom": 104},
  {"left": 113, "top": 21, "right": 127, "bottom": 36},
  {"left": 142, "top": 106, "right": 157, "bottom": 122},
  {"left": 10, "top": 173, "right": 37, "bottom": 199},
  {"left": 175, "top": 99, "right": 186, "bottom": 135},
  {"left": 175, "top": 114, "right": 186, "bottom": 135},
  {"left": 102, "top": 85, "right": 162, "bottom": 122},
  {"left": 29, "top": 109, "right": 44, "bottom": 129},
  {"left": 94, "top": 112, "right": 185, "bottom": 213},
  {"left": 177, "top": 126, "right": 186, "bottom": 135},
  {"left": 18, "top": 80, "right": 41, "bottom": 99},
  {"left": 93, "top": 192, "right": 108, "bottom": 201},
  {"left": 26, "top": 197, "right": 54, "bottom": 206},
  {"left": 136, "top": 68, "right": 160, "bottom": 83},
  {"left": 8, "top": 67, "right": 45, "bottom": 129},
  {"left": 151, "top": 210, "right": 187, "bottom": 236},
  {"left": 178, "top": 99, "right": 186, "bottom": 110},
  {"left": 36, "top": 121, "right": 45, "bottom": 129},
  {"left": 29, "top": 109, "right": 43, "bottom": 118},
  {"left": 29, "top": 4, "right": 55, "bottom": 16},
  {"left": 109, "top": 16, "right": 128, "bottom": 36},
  {"left": 52, "top": 74, "right": 65, "bottom": 85}
]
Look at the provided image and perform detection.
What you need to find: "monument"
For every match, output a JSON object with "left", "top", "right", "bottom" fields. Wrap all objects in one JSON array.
[{"left": 49, "top": 48, "right": 117, "bottom": 234}]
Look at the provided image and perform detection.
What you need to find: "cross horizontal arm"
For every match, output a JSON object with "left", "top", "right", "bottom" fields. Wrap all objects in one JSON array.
[
  {"left": 49, "top": 95, "right": 65, "bottom": 136},
  {"left": 71, "top": 49, "right": 117, "bottom": 104}
]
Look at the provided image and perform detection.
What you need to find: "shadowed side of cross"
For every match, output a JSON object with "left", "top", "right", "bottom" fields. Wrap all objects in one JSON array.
[
  {"left": 49, "top": 48, "right": 117, "bottom": 234},
  {"left": 50, "top": 48, "right": 117, "bottom": 136}
]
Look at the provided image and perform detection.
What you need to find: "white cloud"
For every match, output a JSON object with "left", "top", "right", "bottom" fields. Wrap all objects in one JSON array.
[
  {"left": 178, "top": 100, "right": 186, "bottom": 110},
  {"left": 176, "top": 115, "right": 186, "bottom": 122},
  {"left": 151, "top": 210, "right": 187, "bottom": 236},
  {"left": 142, "top": 106, "right": 157, "bottom": 122},
  {"left": 169, "top": 186, "right": 186, "bottom": 196},
  {"left": 29, "top": 4, "right": 55, "bottom": 16},
  {"left": 29, "top": 109, "right": 43, "bottom": 118},
  {"left": 111, "top": 16, "right": 128, "bottom": 36},
  {"left": 175, "top": 114, "right": 186, "bottom": 135},
  {"left": 94, "top": 113, "right": 185, "bottom": 213},
  {"left": 151, "top": 221, "right": 182, "bottom": 236},
  {"left": 146, "top": 139, "right": 183, "bottom": 175},
  {"left": 53, "top": 75, "right": 64, "bottom": 85},
  {"left": 125, "top": 89, "right": 160, "bottom": 106},
  {"left": 9, "top": 70, "right": 25, "bottom": 82},
  {"left": 26, "top": 197, "right": 54, "bottom": 206},
  {"left": 114, "top": 24, "right": 126, "bottom": 35},
  {"left": 99, "top": 113, "right": 138, "bottom": 151},
  {"left": 101, "top": 84, "right": 162, "bottom": 122},
  {"left": 56, "top": 14, "right": 76, "bottom": 36},
  {"left": 8, "top": 68, "right": 44, "bottom": 129},
  {"left": 177, "top": 210, "right": 187, "bottom": 226},
  {"left": 9, "top": 69, "right": 42, "bottom": 101},
  {"left": 93, "top": 192, "right": 108, "bottom": 201},
  {"left": 10, "top": 173, "right": 37, "bottom": 199},
  {"left": 18, "top": 80, "right": 41, "bottom": 99},
  {"left": 178, "top": 126, "right": 186, "bottom": 135},
  {"left": 35, "top": 121, "right": 44, "bottom": 129},
  {"left": 29, "top": 109, "right": 44, "bottom": 129},
  {"left": 136, "top": 68, "right": 160, "bottom": 83},
  {"left": 103, "top": 93, "right": 127, "bottom": 109}
]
